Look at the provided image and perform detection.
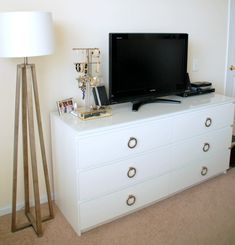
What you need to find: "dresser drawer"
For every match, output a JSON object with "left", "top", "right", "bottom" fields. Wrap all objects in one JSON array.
[
  {"left": 77, "top": 118, "right": 171, "bottom": 169},
  {"left": 169, "top": 153, "right": 229, "bottom": 195},
  {"left": 173, "top": 103, "right": 234, "bottom": 141},
  {"left": 79, "top": 173, "right": 169, "bottom": 231},
  {"left": 79, "top": 145, "right": 171, "bottom": 200},
  {"left": 171, "top": 127, "right": 232, "bottom": 170}
]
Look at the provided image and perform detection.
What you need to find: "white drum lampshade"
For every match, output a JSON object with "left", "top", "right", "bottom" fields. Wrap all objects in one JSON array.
[{"left": 0, "top": 11, "right": 54, "bottom": 58}]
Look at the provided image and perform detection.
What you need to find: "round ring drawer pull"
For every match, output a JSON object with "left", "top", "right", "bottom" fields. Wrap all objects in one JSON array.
[
  {"left": 127, "top": 167, "right": 137, "bottom": 178},
  {"left": 203, "top": 143, "right": 210, "bottom": 152},
  {"left": 128, "top": 137, "right": 138, "bottom": 149},
  {"left": 205, "top": 117, "right": 212, "bottom": 127},
  {"left": 126, "top": 195, "right": 136, "bottom": 206},
  {"left": 201, "top": 166, "right": 208, "bottom": 176}
]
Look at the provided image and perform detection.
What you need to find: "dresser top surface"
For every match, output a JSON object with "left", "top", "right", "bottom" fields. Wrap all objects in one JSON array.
[{"left": 51, "top": 93, "right": 235, "bottom": 135}]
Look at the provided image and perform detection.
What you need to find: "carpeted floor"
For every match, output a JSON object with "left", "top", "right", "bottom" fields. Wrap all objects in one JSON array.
[{"left": 1, "top": 168, "right": 235, "bottom": 245}]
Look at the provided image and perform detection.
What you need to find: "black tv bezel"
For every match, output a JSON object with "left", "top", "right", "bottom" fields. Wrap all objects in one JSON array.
[{"left": 109, "top": 33, "right": 189, "bottom": 105}]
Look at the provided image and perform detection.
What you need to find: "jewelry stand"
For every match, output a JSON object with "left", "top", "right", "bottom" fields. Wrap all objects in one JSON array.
[
  {"left": 73, "top": 48, "right": 112, "bottom": 120},
  {"left": 11, "top": 58, "right": 54, "bottom": 237}
]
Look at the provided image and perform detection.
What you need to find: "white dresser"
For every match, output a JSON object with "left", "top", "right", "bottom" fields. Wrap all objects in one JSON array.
[{"left": 50, "top": 93, "right": 234, "bottom": 235}]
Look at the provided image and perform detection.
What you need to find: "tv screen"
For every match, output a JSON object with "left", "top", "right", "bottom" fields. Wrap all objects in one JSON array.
[{"left": 109, "top": 33, "right": 188, "bottom": 110}]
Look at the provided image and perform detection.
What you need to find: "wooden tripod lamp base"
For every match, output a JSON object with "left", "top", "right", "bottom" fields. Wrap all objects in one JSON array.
[{"left": 11, "top": 62, "right": 54, "bottom": 237}]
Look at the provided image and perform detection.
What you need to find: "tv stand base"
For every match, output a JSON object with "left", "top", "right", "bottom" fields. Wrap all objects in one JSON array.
[{"left": 132, "top": 98, "right": 181, "bottom": 111}]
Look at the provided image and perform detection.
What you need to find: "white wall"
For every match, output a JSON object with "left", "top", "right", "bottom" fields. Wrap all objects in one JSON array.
[{"left": 0, "top": 0, "right": 229, "bottom": 215}]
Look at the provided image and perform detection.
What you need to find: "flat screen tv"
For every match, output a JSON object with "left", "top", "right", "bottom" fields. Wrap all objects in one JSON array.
[{"left": 109, "top": 33, "right": 189, "bottom": 111}]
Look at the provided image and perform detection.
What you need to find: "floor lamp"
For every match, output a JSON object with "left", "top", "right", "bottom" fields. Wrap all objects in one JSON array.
[{"left": 0, "top": 11, "right": 54, "bottom": 236}]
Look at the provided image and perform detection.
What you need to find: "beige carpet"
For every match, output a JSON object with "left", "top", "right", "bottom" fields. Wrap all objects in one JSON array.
[{"left": 1, "top": 168, "right": 235, "bottom": 245}]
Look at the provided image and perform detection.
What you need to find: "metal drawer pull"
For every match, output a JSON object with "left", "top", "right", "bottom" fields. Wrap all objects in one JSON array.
[
  {"left": 126, "top": 195, "right": 136, "bottom": 206},
  {"left": 205, "top": 117, "right": 212, "bottom": 127},
  {"left": 201, "top": 166, "right": 208, "bottom": 176},
  {"left": 127, "top": 167, "right": 137, "bottom": 178},
  {"left": 128, "top": 137, "right": 137, "bottom": 149},
  {"left": 203, "top": 143, "right": 210, "bottom": 152}
]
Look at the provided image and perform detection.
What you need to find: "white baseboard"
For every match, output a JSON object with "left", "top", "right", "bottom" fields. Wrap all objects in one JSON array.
[{"left": 0, "top": 195, "right": 50, "bottom": 216}]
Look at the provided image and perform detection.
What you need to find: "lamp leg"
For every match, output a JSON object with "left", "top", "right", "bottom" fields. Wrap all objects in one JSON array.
[
  {"left": 31, "top": 64, "right": 54, "bottom": 219},
  {"left": 22, "top": 65, "right": 30, "bottom": 215},
  {"left": 11, "top": 65, "right": 22, "bottom": 232},
  {"left": 25, "top": 64, "right": 43, "bottom": 236}
]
